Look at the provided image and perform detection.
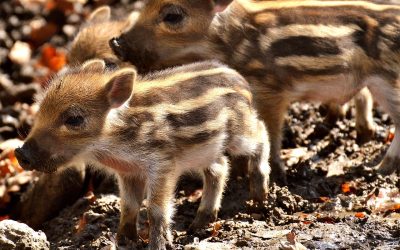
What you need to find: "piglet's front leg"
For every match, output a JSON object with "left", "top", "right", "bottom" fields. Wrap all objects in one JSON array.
[
  {"left": 117, "top": 174, "right": 146, "bottom": 243},
  {"left": 147, "top": 169, "right": 178, "bottom": 250}
]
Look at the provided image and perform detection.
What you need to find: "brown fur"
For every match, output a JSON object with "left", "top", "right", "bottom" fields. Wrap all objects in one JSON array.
[
  {"left": 68, "top": 6, "right": 138, "bottom": 67},
  {"left": 112, "top": 0, "right": 400, "bottom": 183},
  {"left": 15, "top": 60, "right": 270, "bottom": 249}
]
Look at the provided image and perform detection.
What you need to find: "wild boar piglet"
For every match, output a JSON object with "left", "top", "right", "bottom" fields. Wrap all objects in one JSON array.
[
  {"left": 15, "top": 60, "right": 270, "bottom": 249},
  {"left": 68, "top": 6, "right": 138, "bottom": 68},
  {"left": 111, "top": 0, "right": 400, "bottom": 182}
]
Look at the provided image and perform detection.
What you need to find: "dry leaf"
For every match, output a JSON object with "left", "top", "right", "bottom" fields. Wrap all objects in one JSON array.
[
  {"left": 319, "top": 197, "right": 330, "bottom": 202},
  {"left": 8, "top": 152, "right": 24, "bottom": 173},
  {"left": 281, "top": 147, "right": 308, "bottom": 166},
  {"left": 366, "top": 188, "right": 400, "bottom": 213},
  {"left": 341, "top": 183, "right": 351, "bottom": 193},
  {"left": 0, "top": 215, "right": 10, "bottom": 222},
  {"left": 279, "top": 230, "right": 307, "bottom": 250},
  {"left": 75, "top": 215, "right": 87, "bottom": 233},
  {"left": 385, "top": 127, "right": 395, "bottom": 143},
  {"left": 326, "top": 159, "right": 346, "bottom": 177},
  {"left": 211, "top": 222, "right": 222, "bottom": 237},
  {"left": 84, "top": 190, "right": 96, "bottom": 204},
  {"left": 39, "top": 44, "right": 66, "bottom": 72},
  {"left": 354, "top": 212, "right": 366, "bottom": 218}
]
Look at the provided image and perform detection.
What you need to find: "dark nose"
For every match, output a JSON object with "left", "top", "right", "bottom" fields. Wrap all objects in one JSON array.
[
  {"left": 109, "top": 37, "right": 126, "bottom": 61},
  {"left": 14, "top": 147, "right": 32, "bottom": 170}
]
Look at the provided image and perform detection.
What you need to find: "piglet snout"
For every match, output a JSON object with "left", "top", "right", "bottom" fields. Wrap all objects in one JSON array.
[
  {"left": 109, "top": 37, "right": 126, "bottom": 61},
  {"left": 14, "top": 147, "right": 33, "bottom": 170}
]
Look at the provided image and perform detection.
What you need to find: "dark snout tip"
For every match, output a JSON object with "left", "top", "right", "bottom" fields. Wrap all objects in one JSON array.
[
  {"left": 14, "top": 147, "right": 32, "bottom": 170},
  {"left": 109, "top": 37, "right": 126, "bottom": 61}
]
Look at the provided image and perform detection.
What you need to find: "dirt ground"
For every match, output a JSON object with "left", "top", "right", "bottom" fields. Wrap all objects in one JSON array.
[
  {"left": 0, "top": 1, "right": 399, "bottom": 249},
  {"left": 41, "top": 103, "right": 400, "bottom": 250}
]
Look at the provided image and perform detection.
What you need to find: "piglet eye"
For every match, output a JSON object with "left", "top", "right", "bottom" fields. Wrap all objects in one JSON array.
[
  {"left": 65, "top": 115, "right": 84, "bottom": 127},
  {"left": 161, "top": 5, "right": 186, "bottom": 25},
  {"left": 163, "top": 13, "right": 184, "bottom": 24}
]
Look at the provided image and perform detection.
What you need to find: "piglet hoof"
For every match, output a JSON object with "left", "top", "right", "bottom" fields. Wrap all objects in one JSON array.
[
  {"left": 249, "top": 174, "right": 268, "bottom": 203},
  {"left": 188, "top": 210, "right": 217, "bottom": 233},
  {"left": 250, "top": 185, "right": 268, "bottom": 204},
  {"left": 324, "top": 104, "right": 346, "bottom": 125},
  {"left": 116, "top": 224, "right": 138, "bottom": 245},
  {"left": 149, "top": 236, "right": 174, "bottom": 250},
  {"left": 376, "top": 156, "right": 399, "bottom": 176},
  {"left": 356, "top": 124, "right": 375, "bottom": 144},
  {"left": 270, "top": 160, "right": 287, "bottom": 186}
]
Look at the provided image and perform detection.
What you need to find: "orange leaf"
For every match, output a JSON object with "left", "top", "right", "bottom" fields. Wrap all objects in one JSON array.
[
  {"left": 45, "top": 0, "right": 56, "bottom": 11},
  {"left": 0, "top": 215, "right": 9, "bottom": 221},
  {"left": 84, "top": 191, "right": 96, "bottom": 204},
  {"left": 49, "top": 54, "right": 66, "bottom": 71},
  {"left": 342, "top": 183, "right": 351, "bottom": 193},
  {"left": 355, "top": 212, "right": 365, "bottom": 218},
  {"left": 286, "top": 230, "right": 296, "bottom": 245},
  {"left": 319, "top": 197, "right": 330, "bottom": 202},
  {"left": 388, "top": 204, "right": 400, "bottom": 211},
  {"left": 386, "top": 129, "right": 395, "bottom": 143},
  {"left": 211, "top": 222, "right": 222, "bottom": 237},
  {"left": 40, "top": 44, "right": 66, "bottom": 72},
  {"left": 8, "top": 151, "right": 23, "bottom": 173},
  {"left": 75, "top": 215, "right": 87, "bottom": 233},
  {"left": 42, "top": 44, "right": 57, "bottom": 60}
]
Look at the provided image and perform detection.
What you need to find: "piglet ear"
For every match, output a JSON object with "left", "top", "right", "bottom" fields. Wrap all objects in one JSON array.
[
  {"left": 88, "top": 6, "right": 111, "bottom": 23},
  {"left": 126, "top": 11, "right": 140, "bottom": 29},
  {"left": 82, "top": 59, "right": 106, "bottom": 72},
  {"left": 105, "top": 68, "right": 137, "bottom": 108}
]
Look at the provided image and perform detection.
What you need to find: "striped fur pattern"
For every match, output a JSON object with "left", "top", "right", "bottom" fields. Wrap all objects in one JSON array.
[
  {"left": 16, "top": 60, "right": 270, "bottom": 249},
  {"left": 68, "top": 6, "right": 138, "bottom": 68},
  {"left": 112, "top": 0, "right": 400, "bottom": 183}
]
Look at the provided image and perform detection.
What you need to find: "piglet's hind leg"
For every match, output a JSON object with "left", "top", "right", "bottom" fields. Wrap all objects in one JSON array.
[
  {"left": 189, "top": 155, "right": 229, "bottom": 232},
  {"left": 367, "top": 76, "right": 400, "bottom": 175}
]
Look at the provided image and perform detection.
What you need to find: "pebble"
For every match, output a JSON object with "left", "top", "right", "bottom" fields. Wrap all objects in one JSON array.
[
  {"left": 8, "top": 41, "right": 31, "bottom": 65},
  {"left": 0, "top": 220, "right": 49, "bottom": 250}
]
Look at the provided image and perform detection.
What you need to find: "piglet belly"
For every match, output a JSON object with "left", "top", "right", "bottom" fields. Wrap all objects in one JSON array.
[{"left": 97, "top": 156, "right": 138, "bottom": 173}]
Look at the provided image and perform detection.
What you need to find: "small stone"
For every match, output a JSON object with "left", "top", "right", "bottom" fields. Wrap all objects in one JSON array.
[
  {"left": 0, "top": 220, "right": 49, "bottom": 250},
  {"left": 184, "top": 241, "right": 233, "bottom": 250},
  {"left": 8, "top": 41, "right": 31, "bottom": 65},
  {"left": 63, "top": 24, "right": 76, "bottom": 37}
]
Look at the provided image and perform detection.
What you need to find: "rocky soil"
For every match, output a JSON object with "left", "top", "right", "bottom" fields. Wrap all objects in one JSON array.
[{"left": 0, "top": 1, "right": 399, "bottom": 250}]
